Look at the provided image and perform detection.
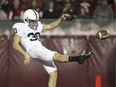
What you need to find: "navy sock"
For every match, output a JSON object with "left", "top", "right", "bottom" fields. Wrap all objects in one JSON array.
[{"left": 68, "top": 56, "right": 80, "bottom": 62}]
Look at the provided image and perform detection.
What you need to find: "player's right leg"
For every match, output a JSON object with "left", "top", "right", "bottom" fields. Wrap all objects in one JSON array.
[
  {"left": 28, "top": 44, "right": 92, "bottom": 64},
  {"left": 53, "top": 52, "right": 92, "bottom": 64}
]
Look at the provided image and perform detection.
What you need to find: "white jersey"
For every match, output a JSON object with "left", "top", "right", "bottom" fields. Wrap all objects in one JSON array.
[
  {"left": 12, "top": 21, "right": 43, "bottom": 52},
  {"left": 12, "top": 22, "right": 57, "bottom": 73}
]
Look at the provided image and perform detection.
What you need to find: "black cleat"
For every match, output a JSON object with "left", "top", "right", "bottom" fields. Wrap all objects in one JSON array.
[{"left": 78, "top": 51, "right": 93, "bottom": 64}]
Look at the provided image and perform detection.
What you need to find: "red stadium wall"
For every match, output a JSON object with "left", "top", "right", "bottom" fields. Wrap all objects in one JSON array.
[{"left": 0, "top": 35, "right": 115, "bottom": 87}]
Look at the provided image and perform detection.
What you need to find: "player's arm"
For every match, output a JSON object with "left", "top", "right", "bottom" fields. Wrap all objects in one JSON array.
[
  {"left": 13, "top": 35, "right": 31, "bottom": 65},
  {"left": 42, "top": 14, "right": 70, "bottom": 32}
]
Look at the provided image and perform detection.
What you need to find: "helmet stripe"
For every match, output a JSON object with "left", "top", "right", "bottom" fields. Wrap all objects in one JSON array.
[{"left": 32, "top": 9, "right": 37, "bottom": 19}]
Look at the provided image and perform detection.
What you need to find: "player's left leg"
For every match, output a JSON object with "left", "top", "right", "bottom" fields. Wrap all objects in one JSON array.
[
  {"left": 28, "top": 45, "right": 58, "bottom": 87},
  {"left": 43, "top": 63, "right": 57, "bottom": 87},
  {"left": 48, "top": 71, "right": 57, "bottom": 87}
]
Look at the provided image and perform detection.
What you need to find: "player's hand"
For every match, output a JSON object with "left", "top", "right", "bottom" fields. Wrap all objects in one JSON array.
[
  {"left": 60, "top": 13, "right": 71, "bottom": 21},
  {"left": 24, "top": 53, "right": 31, "bottom": 65}
]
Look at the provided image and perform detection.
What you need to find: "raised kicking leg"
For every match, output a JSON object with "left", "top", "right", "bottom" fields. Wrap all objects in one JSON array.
[{"left": 53, "top": 52, "right": 92, "bottom": 64}]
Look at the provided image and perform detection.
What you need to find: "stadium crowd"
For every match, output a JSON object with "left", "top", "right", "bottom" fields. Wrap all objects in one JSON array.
[{"left": 0, "top": 0, "right": 115, "bottom": 20}]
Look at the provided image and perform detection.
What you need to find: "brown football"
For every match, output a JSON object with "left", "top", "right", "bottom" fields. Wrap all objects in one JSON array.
[{"left": 96, "top": 29, "right": 109, "bottom": 40}]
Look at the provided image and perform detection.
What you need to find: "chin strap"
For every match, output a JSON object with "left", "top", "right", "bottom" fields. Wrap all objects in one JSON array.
[{"left": 29, "top": 23, "right": 38, "bottom": 30}]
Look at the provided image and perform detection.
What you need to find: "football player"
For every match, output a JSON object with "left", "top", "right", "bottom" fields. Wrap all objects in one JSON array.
[{"left": 12, "top": 9, "right": 92, "bottom": 87}]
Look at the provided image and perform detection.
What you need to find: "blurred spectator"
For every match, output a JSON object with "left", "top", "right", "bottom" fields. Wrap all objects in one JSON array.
[
  {"left": 73, "top": 0, "right": 82, "bottom": 16},
  {"left": 108, "top": 0, "right": 114, "bottom": 4},
  {"left": 8, "top": 0, "right": 24, "bottom": 20},
  {"left": 54, "top": 0, "right": 64, "bottom": 10},
  {"left": 111, "top": 0, "right": 116, "bottom": 18},
  {"left": 89, "top": 0, "right": 98, "bottom": 17},
  {"left": 43, "top": 1, "right": 61, "bottom": 19},
  {"left": 77, "top": 6, "right": 91, "bottom": 19},
  {"left": 0, "top": 0, "right": 10, "bottom": 13},
  {"left": 0, "top": 8, "right": 7, "bottom": 20},
  {"left": 93, "top": 0, "right": 114, "bottom": 20},
  {"left": 30, "top": 0, "right": 44, "bottom": 10},
  {"left": 73, "top": 0, "right": 91, "bottom": 18},
  {"left": 20, "top": 0, "right": 30, "bottom": 10},
  {"left": 61, "top": 1, "right": 75, "bottom": 20},
  {"left": 36, "top": 0, "right": 45, "bottom": 10},
  {"left": 62, "top": 2, "right": 72, "bottom": 13},
  {"left": 30, "top": 0, "right": 39, "bottom": 10},
  {"left": 80, "top": 0, "right": 90, "bottom": 13},
  {"left": 30, "top": 0, "right": 44, "bottom": 18}
]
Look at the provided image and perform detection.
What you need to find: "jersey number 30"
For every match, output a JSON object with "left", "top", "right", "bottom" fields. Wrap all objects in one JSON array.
[{"left": 28, "top": 32, "right": 40, "bottom": 41}]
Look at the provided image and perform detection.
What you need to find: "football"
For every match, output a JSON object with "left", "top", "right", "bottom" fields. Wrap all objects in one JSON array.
[{"left": 96, "top": 29, "right": 109, "bottom": 40}]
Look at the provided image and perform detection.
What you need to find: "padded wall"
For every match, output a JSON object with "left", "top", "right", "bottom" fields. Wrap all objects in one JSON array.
[{"left": 0, "top": 35, "right": 115, "bottom": 87}]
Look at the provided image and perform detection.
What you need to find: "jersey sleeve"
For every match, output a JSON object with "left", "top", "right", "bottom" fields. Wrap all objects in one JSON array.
[
  {"left": 38, "top": 21, "right": 43, "bottom": 33},
  {"left": 12, "top": 23, "right": 24, "bottom": 37}
]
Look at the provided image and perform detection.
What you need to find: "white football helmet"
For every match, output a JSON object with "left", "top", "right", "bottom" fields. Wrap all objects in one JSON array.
[{"left": 23, "top": 9, "right": 39, "bottom": 29}]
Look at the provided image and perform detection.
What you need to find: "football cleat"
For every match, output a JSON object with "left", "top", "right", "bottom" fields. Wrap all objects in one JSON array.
[{"left": 78, "top": 51, "right": 93, "bottom": 64}]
